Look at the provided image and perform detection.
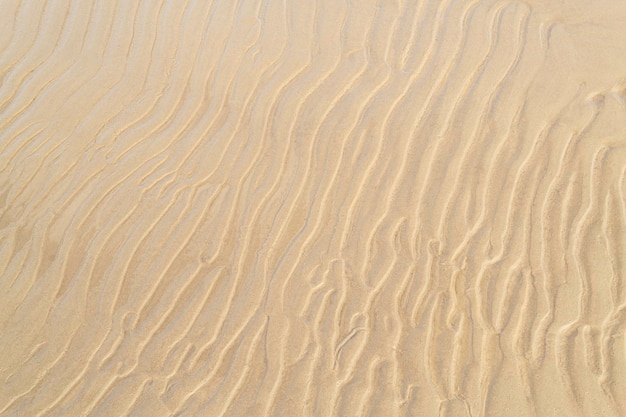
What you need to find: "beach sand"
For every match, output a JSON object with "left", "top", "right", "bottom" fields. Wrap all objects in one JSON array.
[{"left": 1, "top": 0, "right": 626, "bottom": 415}]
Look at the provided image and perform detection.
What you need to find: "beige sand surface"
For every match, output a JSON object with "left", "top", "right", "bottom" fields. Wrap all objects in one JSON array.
[{"left": 1, "top": 0, "right": 626, "bottom": 416}]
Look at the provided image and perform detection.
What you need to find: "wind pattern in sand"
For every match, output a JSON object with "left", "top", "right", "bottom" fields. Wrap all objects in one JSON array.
[{"left": 2, "top": 0, "right": 626, "bottom": 416}]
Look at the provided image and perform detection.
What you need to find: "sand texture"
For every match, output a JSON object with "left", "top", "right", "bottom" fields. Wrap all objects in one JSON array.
[{"left": 2, "top": 0, "right": 626, "bottom": 416}]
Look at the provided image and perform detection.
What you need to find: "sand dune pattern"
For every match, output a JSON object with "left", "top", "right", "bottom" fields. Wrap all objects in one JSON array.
[{"left": 1, "top": 0, "right": 626, "bottom": 416}]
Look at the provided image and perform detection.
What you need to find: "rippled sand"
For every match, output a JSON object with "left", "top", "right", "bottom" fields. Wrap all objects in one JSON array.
[{"left": 2, "top": 0, "right": 626, "bottom": 416}]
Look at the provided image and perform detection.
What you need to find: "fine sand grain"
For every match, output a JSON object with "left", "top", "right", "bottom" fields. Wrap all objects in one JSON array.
[{"left": 1, "top": 0, "right": 626, "bottom": 416}]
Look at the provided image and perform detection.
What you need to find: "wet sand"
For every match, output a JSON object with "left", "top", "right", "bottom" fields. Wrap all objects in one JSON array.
[{"left": 1, "top": 0, "right": 626, "bottom": 416}]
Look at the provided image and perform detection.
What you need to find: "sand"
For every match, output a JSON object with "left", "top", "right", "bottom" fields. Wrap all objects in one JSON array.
[{"left": 1, "top": 0, "right": 626, "bottom": 416}]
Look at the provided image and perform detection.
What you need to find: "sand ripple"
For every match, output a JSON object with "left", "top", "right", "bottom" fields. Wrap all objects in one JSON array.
[{"left": 2, "top": 0, "right": 626, "bottom": 415}]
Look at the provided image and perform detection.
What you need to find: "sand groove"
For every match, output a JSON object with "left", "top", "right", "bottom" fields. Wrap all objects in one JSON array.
[{"left": 2, "top": 0, "right": 626, "bottom": 416}]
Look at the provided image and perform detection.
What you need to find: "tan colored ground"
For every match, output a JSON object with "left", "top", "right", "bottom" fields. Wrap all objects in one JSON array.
[{"left": 1, "top": 0, "right": 626, "bottom": 416}]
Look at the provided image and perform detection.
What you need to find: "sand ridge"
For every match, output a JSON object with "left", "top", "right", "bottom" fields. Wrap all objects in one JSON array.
[{"left": 1, "top": 0, "right": 626, "bottom": 416}]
